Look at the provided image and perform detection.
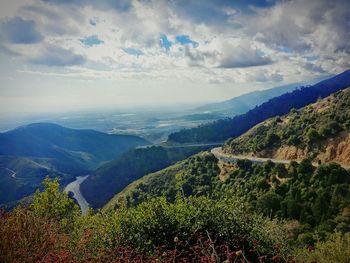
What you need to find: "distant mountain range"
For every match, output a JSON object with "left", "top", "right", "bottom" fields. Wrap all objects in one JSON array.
[
  {"left": 0, "top": 123, "right": 148, "bottom": 206},
  {"left": 168, "top": 69, "right": 350, "bottom": 143},
  {"left": 194, "top": 83, "right": 299, "bottom": 116}
]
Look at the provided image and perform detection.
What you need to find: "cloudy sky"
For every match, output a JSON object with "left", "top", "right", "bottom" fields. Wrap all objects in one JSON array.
[{"left": 0, "top": 0, "right": 349, "bottom": 114}]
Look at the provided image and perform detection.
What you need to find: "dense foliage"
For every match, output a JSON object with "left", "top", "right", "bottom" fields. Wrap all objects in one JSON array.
[
  {"left": 168, "top": 70, "right": 350, "bottom": 143},
  {"left": 295, "top": 232, "right": 350, "bottom": 263},
  {"left": 106, "top": 152, "right": 219, "bottom": 209},
  {"left": 111, "top": 153, "right": 350, "bottom": 244},
  {"left": 0, "top": 178, "right": 290, "bottom": 262},
  {"left": 81, "top": 145, "right": 211, "bottom": 208},
  {"left": 224, "top": 88, "right": 350, "bottom": 156}
]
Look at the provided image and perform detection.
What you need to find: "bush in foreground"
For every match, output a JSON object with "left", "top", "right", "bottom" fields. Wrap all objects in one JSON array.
[
  {"left": 295, "top": 233, "right": 350, "bottom": 263},
  {"left": 0, "top": 178, "right": 292, "bottom": 262}
]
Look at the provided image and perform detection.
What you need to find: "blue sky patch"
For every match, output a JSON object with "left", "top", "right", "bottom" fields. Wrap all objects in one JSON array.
[
  {"left": 278, "top": 46, "right": 293, "bottom": 53},
  {"left": 305, "top": 55, "right": 319, "bottom": 61},
  {"left": 160, "top": 33, "right": 172, "bottom": 51},
  {"left": 122, "top": 48, "right": 143, "bottom": 57},
  {"left": 175, "top": 35, "right": 198, "bottom": 48},
  {"left": 80, "top": 35, "right": 104, "bottom": 47}
]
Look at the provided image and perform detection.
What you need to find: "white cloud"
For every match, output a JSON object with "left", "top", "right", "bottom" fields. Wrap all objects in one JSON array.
[{"left": 0, "top": 0, "right": 349, "bottom": 113}]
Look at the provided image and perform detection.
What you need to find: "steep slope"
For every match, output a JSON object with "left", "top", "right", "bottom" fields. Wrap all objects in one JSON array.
[
  {"left": 0, "top": 123, "right": 148, "bottom": 206},
  {"left": 0, "top": 156, "right": 67, "bottom": 205},
  {"left": 104, "top": 151, "right": 218, "bottom": 210},
  {"left": 0, "top": 123, "right": 149, "bottom": 172},
  {"left": 168, "top": 69, "right": 350, "bottom": 143},
  {"left": 105, "top": 150, "right": 350, "bottom": 241},
  {"left": 223, "top": 87, "right": 350, "bottom": 167},
  {"left": 195, "top": 83, "right": 298, "bottom": 116},
  {"left": 81, "top": 145, "right": 211, "bottom": 208}
]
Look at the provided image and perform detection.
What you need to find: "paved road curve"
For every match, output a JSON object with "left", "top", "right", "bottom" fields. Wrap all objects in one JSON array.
[
  {"left": 64, "top": 175, "right": 90, "bottom": 215},
  {"left": 211, "top": 147, "right": 350, "bottom": 169},
  {"left": 136, "top": 142, "right": 224, "bottom": 149},
  {"left": 211, "top": 147, "right": 292, "bottom": 164},
  {"left": 5, "top": 168, "right": 16, "bottom": 178}
]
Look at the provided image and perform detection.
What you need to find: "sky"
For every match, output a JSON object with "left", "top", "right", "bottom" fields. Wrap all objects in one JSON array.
[{"left": 0, "top": 0, "right": 349, "bottom": 115}]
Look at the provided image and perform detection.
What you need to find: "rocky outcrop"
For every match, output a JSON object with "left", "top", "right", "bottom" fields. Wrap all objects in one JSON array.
[
  {"left": 317, "top": 132, "right": 350, "bottom": 167},
  {"left": 273, "top": 145, "right": 309, "bottom": 160}
]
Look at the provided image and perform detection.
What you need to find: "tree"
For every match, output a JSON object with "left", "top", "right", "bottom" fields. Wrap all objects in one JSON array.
[
  {"left": 306, "top": 128, "right": 320, "bottom": 144},
  {"left": 257, "top": 191, "right": 282, "bottom": 217},
  {"left": 31, "top": 177, "right": 79, "bottom": 224}
]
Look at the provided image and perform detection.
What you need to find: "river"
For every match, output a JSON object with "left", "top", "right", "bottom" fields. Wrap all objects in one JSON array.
[{"left": 64, "top": 175, "right": 90, "bottom": 215}]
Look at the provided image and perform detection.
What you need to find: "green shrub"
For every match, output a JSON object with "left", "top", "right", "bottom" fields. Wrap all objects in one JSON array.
[{"left": 295, "top": 233, "right": 350, "bottom": 263}]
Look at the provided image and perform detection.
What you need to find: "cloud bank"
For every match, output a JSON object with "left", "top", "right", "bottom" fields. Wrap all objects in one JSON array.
[{"left": 0, "top": 0, "right": 349, "bottom": 112}]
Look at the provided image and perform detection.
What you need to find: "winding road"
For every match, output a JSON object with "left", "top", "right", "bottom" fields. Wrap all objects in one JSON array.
[
  {"left": 136, "top": 142, "right": 224, "bottom": 149},
  {"left": 211, "top": 147, "right": 350, "bottom": 169},
  {"left": 64, "top": 175, "right": 90, "bottom": 215},
  {"left": 211, "top": 147, "right": 293, "bottom": 165},
  {"left": 5, "top": 168, "right": 17, "bottom": 178}
]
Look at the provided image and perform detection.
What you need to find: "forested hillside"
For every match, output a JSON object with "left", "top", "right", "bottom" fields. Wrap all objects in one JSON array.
[
  {"left": 0, "top": 123, "right": 148, "bottom": 171},
  {"left": 0, "top": 156, "right": 67, "bottom": 205},
  {"left": 168, "top": 70, "right": 350, "bottom": 143},
  {"left": 107, "top": 152, "right": 350, "bottom": 244},
  {"left": 81, "top": 145, "right": 212, "bottom": 208},
  {"left": 104, "top": 86, "right": 350, "bottom": 244},
  {"left": 0, "top": 123, "right": 148, "bottom": 206},
  {"left": 224, "top": 87, "right": 350, "bottom": 167}
]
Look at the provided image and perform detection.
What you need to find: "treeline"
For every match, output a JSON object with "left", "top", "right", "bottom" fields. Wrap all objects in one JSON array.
[{"left": 168, "top": 70, "right": 350, "bottom": 143}]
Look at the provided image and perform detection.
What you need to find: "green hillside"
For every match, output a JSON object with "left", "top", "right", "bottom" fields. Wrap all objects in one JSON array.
[
  {"left": 0, "top": 123, "right": 149, "bottom": 171},
  {"left": 0, "top": 156, "right": 67, "bottom": 205},
  {"left": 105, "top": 89, "right": 350, "bottom": 242},
  {"left": 106, "top": 151, "right": 350, "bottom": 243},
  {"left": 168, "top": 70, "right": 350, "bottom": 143},
  {"left": 104, "top": 151, "right": 219, "bottom": 210},
  {"left": 0, "top": 123, "right": 149, "bottom": 206},
  {"left": 223, "top": 87, "right": 350, "bottom": 166},
  {"left": 81, "top": 145, "right": 212, "bottom": 208}
]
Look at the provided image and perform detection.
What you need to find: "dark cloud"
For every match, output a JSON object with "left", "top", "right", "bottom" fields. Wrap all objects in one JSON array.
[
  {"left": 29, "top": 45, "right": 86, "bottom": 67},
  {"left": 89, "top": 19, "right": 97, "bottom": 26},
  {"left": 0, "top": 17, "right": 43, "bottom": 44},
  {"left": 270, "top": 73, "right": 283, "bottom": 82},
  {"left": 304, "top": 62, "right": 325, "bottom": 73},
  {"left": 184, "top": 41, "right": 272, "bottom": 69},
  {"left": 242, "top": 0, "right": 350, "bottom": 55},
  {"left": 219, "top": 52, "right": 272, "bottom": 68}
]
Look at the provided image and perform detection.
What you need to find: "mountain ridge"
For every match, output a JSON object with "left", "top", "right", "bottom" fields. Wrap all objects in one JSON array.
[
  {"left": 223, "top": 87, "right": 350, "bottom": 167},
  {"left": 168, "top": 69, "right": 350, "bottom": 143},
  {"left": 0, "top": 123, "right": 149, "bottom": 206},
  {"left": 194, "top": 83, "right": 300, "bottom": 116}
]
